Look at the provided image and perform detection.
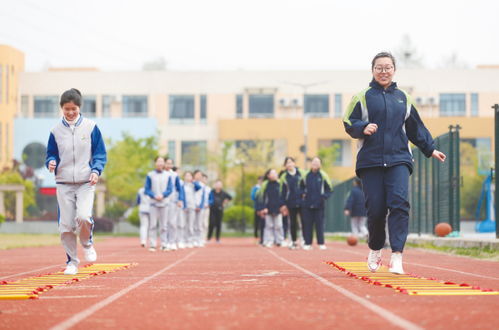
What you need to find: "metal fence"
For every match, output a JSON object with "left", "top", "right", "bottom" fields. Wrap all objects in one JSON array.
[{"left": 325, "top": 127, "right": 461, "bottom": 234}]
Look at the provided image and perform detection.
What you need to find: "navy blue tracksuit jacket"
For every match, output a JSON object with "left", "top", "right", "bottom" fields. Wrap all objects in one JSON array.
[
  {"left": 344, "top": 186, "right": 367, "bottom": 217},
  {"left": 259, "top": 181, "right": 284, "bottom": 216},
  {"left": 344, "top": 80, "right": 435, "bottom": 175}
]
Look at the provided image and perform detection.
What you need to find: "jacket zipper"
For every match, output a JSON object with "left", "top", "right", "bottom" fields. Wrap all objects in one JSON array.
[{"left": 382, "top": 90, "right": 387, "bottom": 168}]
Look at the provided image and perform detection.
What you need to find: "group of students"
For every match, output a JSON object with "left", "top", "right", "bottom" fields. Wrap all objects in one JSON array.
[
  {"left": 47, "top": 51, "right": 445, "bottom": 276},
  {"left": 136, "top": 156, "right": 232, "bottom": 252},
  {"left": 252, "top": 156, "right": 332, "bottom": 250}
]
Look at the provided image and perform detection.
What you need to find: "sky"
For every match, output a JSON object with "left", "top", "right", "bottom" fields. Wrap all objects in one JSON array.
[{"left": 1, "top": 0, "right": 498, "bottom": 72}]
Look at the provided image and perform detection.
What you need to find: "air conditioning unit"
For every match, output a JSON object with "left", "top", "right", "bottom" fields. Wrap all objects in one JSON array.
[
  {"left": 291, "top": 98, "right": 303, "bottom": 107},
  {"left": 279, "top": 98, "right": 290, "bottom": 107}
]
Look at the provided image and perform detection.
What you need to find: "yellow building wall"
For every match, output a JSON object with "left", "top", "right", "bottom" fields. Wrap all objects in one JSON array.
[{"left": 0, "top": 45, "right": 24, "bottom": 169}]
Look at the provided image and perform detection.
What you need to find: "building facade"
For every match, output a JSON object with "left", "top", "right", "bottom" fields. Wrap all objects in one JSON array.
[
  {"left": 0, "top": 45, "right": 24, "bottom": 169},
  {"left": 16, "top": 68, "right": 498, "bottom": 182}
]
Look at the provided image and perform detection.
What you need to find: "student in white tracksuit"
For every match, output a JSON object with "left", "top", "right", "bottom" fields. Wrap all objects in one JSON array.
[
  {"left": 136, "top": 187, "right": 150, "bottom": 247},
  {"left": 45, "top": 88, "right": 107, "bottom": 275},
  {"left": 193, "top": 170, "right": 207, "bottom": 247},
  {"left": 144, "top": 156, "right": 172, "bottom": 251},
  {"left": 164, "top": 159, "right": 184, "bottom": 251},
  {"left": 180, "top": 171, "right": 201, "bottom": 248},
  {"left": 201, "top": 173, "right": 211, "bottom": 240}
]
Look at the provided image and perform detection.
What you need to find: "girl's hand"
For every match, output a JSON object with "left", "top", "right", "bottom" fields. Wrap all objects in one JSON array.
[
  {"left": 280, "top": 206, "right": 288, "bottom": 216},
  {"left": 432, "top": 150, "right": 446, "bottom": 162},
  {"left": 89, "top": 172, "right": 99, "bottom": 185},
  {"left": 261, "top": 208, "right": 268, "bottom": 216},
  {"left": 48, "top": 160, "right": 57, "bottom": 173},
  {"left": 363, "top": 123, "right": 378, "bottom": 136},
  {"left": 155, "top": 194, "right": 163, "bottom": 201}
]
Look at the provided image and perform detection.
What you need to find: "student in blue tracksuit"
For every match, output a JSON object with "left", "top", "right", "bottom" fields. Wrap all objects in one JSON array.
[
  {"left": 299, "top": 157, "right": 332, "bottom": 251},
  {"left": 46, "top": 88, "right": 107, "bottom": 275},
  {"left": 257, "top": 169, "right": 285, "bottom": 247},
  {"left": 144, "top": 156, "right": 173, "bottom": 252},
  {"left": 343, "top": 52, "right": 446, "bottom": 274},
  {"left": 250, "top": 176, "right": 264, "bottom": 244},
  {"left": 344, "top": 178, "right": 368, "bottom": 238},
  {"left": 280, "top": 157, "right": 306, "bottom": 250}
]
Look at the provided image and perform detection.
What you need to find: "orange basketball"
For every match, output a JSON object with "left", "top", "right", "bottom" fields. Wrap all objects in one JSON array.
[
  {"left": 346, "top": 236, "right": 358, "bottom": 246},
  {"left": 435, "top": 222, "right": 452, "bottom": 237}
]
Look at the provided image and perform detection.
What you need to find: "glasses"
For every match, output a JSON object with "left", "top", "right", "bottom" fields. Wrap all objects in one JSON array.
[{"left": 373, "top": 66, "right": 394, "bottom": 73}]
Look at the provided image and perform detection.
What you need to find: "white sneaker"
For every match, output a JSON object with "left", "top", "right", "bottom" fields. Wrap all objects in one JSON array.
[
  {"left": 64, "top": 263, "right": 78, "bottom": 275},
  {"left": 367, "top": 249, "right": 382, "bottom": 272},
  {"left": 186, "top": 243, "right": 194, "bottom": 249},
  {"left": 389, "top": 253, "right": 405, "bottom": 274},
  {"left": 302, "top": 245, "right": 312, "bottom": 251},
  {"left": 83, "top": 246, "right": 97, "bottom": 262},
  {"left": 319, "top": 244, "right": 327, "bottom": 250},
  {"left": 170, "top": 243, "right": 178, "bottom": 251},
  {"left": 149, "top": 247, "right": 157, "bottom": 252},
  {"left": 264, "top": 242, "right": 273, "bottom": 248},
  {"left": 178, "top": 242, "right": 186, "bottom": 249}
]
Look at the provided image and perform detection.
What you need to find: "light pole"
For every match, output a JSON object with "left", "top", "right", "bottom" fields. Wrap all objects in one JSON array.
[{"left": 281, "top": 80, "right": 329, "bottom": 169}]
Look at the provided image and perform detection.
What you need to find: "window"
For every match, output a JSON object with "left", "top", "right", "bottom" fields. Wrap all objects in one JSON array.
[
  {"left": 169, "top": 95, "right": 194, "bottom": 123},
  {"left": 200, "top": 95, "right": 207, "bottom": 122},
  {"left": 304, "top": 94, "right": 329, "bottom": 116},
  {"left": 236, "top": 94, "right": 243, "bottom": 118},
  {"left": 168, "top": 140, "right": 176, "bottom": 163},
  {"left": 471, "top": 93, "right": 479, "bottom": 117},
  {"left": 439, "top": 93, "right": 466, "bottom": 116},
  {"left": 123, "top": 95, "right": 148, "bottom": 117},
  {"left": 334, "top": 94, "right": 342, "bottom": 118},
  {"left": 102, "top": 95, "right": 115, "bottom": 117},
  {"left": 82, "top": 95, "right": 96, "bottom": 117},
  {"left": 0, "top": 123, "right": 2, "bottom": 161},
  {"left": 21, "top": 95, "right": 29, "bottom": 117},
  {"left": 181, "top": 141, "right": 207, "bottom": 170},
  {"left": 249, "top": 94, "right": 274, "bottom": 118},
  {"left": 34, "top": 96, "right": 59, "bottom": 118},
  {"left": 317, "top": 139, "right": 352, "bottom": 167}
]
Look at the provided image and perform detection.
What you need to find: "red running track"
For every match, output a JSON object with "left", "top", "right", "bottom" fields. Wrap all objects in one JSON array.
[{"left": 1, "top": 237, "right": 498, "bottom": 329}]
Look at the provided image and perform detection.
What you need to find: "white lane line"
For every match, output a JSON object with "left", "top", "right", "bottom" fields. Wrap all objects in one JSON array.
[
  {"left": 332, "top": 245, "right": 499, "bottom": 281},
  {"left": 50, "top": 251, "right": 197, "bottom": 330},
  {"left": 0, "top": 264, "right": 61, "bottom": 281},
  {"left": 267, "top": 249, "right": 423, "bottom": 330}
]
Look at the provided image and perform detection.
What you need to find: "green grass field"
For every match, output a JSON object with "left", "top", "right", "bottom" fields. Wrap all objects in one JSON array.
[{"left": 0, "top": 234, "right": 61, "bottom": 250}]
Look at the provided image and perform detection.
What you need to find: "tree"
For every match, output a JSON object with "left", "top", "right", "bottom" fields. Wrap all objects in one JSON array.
[
  {"left": 318, "top": 142, "right": 340, "bottom": 179},
  {"left": 104, "top": 133, "right": 159, "bottom": 208},
  {"left": 208, "top": 141, "right": 236, "bottom": 186},
  {"left": 459, "top": 142, "right": 486, "bottom": 219},
  {"left": 0, "top": 169, "right": 36, "bottom": 218},
  {"left": 439, "top": 52, "right": 469, "bottom": 69},
  {"left": 394, "top": 34, "right": 424, "bottom": 69}
]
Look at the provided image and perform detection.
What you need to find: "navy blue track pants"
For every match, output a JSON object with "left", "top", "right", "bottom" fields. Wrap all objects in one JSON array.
[{"left": 359, "top": 165, "right": 410, "bottom": 252}]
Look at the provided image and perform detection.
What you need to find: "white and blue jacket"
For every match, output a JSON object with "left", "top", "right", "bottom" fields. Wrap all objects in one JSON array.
[
  {"left": 180, "top": 181, "right": 201, "bottom": 210},
  {"left": 167, "top": 170, "right": 184, "bottom": 204},
  {"left": 136, "top": 187, "right": 150, "bottom": 214},
  {"left": 45, "top": 115, "right": 107, "bottom": 184},
  {"left": 144, "top": 170, "right": 173, "bottom": 208}
]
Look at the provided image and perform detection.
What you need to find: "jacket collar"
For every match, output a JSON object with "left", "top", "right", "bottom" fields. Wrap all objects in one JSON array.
[
  {"left": 62, "top": 114, "right": 84, "bottom": 128},
  {"left": 369, "top": 79, "right": 398, "bottom": 92}
]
